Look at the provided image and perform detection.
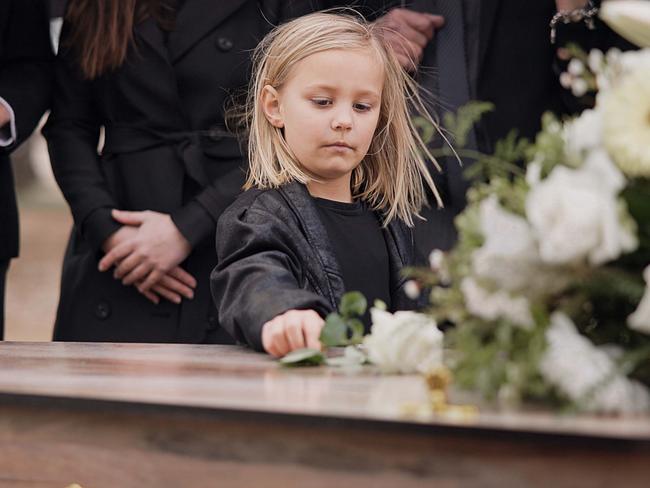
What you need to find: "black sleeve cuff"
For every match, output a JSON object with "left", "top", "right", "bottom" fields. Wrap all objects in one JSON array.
[
  {"left": 81, "top": 207, "right": 121, "bottom": 252},
  {"left": 171, "top": 200, "right": 216, "bottom": 248}
]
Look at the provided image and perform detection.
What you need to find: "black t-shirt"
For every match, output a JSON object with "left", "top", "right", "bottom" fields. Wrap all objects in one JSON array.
[{"left": 314, "top": 197, "right": 391, "bottom": 332}]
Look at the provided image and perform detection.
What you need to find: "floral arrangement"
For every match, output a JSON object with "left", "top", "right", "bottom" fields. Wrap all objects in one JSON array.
[
  {"left": 280, "top": 1, "right": 650, "bottom": 416},
  {"left": 405, "top": 1, "right": 650, "bottom": 414}
]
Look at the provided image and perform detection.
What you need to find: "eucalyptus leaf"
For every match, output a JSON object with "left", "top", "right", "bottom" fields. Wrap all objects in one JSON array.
[
  {"left": 279, "top": 348, "right": 325, "bottom": 367},
  {"left": 320, "top": 313, "right": 348, "bottom": 347},
  {"left": 340, "top": 291, "right": 367, "bottom": 318},
  {"left": 348, "top": 318, "right": 365, "bottom": 344},
  {"left": 373, "top": 299, "right": 387, "bottom": 311}
]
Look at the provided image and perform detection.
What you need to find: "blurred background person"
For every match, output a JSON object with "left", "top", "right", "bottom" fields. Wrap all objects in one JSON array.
[
  {"left": 0, "top": 0, "right": 53, "bottom": 340},
  {"left": 44, "top": 0, "right": 312, "bottom": 343}
]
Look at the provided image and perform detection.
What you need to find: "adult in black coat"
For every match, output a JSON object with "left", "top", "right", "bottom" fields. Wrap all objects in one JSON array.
[
  {"left": 44, "top": 0, "right": 312, "bottom": 343},
  {"left": 211, "top": 182, "right": 420, "bottom": 352},
  {"left": 0, "top": 0, "right": 53, "bottom": 339}
]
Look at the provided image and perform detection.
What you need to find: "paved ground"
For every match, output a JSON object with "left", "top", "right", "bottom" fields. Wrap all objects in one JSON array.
[{"left": 5, "top": 186, "right": 70, "bottom": 341}]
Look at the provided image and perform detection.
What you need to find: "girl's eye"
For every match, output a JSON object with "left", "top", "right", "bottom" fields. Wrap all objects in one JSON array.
[
  {"left": 312, "top": 98, "right": 332, "bottom": 107},
  {"left": 353, "top": 103, "right": 372, "bottom": 112}
]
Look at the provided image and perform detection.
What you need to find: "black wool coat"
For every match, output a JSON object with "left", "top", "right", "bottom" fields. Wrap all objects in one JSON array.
[
  {"left": 211, "top": 182, "right": 421, "bottom": 352},
  {"left": 44, "top": 0, "right": 312, "bottom": 343},
  {"left": 0, "top": 0, "right": 52, "bottom": 260}
]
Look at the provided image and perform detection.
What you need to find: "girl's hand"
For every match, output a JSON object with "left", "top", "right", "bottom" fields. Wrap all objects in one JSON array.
[
  {"left": 261, "top": 309, "right": 325, "bottom": 357},
  {"left": 101, "top": 225, "right": 196, "bottom": 304},
  {"left": 99, "top": 209, "right": 192, "bottom": 293},
  {"left": 555, "top": 0, "right": 590, "bottom": 11}
]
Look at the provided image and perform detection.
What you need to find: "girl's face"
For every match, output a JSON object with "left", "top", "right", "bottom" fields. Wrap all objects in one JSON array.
[{"left": 262, "top": 47, "right": 384, "bottom": 200}]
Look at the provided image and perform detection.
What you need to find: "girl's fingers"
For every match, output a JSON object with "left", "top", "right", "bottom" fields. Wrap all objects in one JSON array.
[
  {"left": 99, "top": 241, "right": 135, "bottom": 271},
  {"left": 304, "top": 318, "right": 325, "bottom": 351},
  {"left": 122, "top": 262, "right": 153, "bottom": 286},
  {"left": 168, "top": 266, "right": 197, "bottom": 289},
  {"left": 111, "top": 209, "right": 148, "bottom": 226},
  {"left": 284, "top": 315, "right": 306, "bottom": 350},
  {"left": 262, "top": 319, "right": 289, "bottom": 357}
]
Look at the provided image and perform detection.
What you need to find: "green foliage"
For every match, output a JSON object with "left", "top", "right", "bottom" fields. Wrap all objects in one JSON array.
[
  {"left": 280, "top": 348, "right": 325, "bottom": 367},
  {"left": 442, "top": 101, "right": 495, "bottom": 148},
  {"left": 319, "top": 291, "right": 369, "bottom": 347},
  {"left": 340, "top": 291, "right": 367, "bottom": 317}
]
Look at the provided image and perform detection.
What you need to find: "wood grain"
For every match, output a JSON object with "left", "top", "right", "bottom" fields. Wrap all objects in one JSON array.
[{"left": 0, "top": 342, "right": 648, "bottom": 487}]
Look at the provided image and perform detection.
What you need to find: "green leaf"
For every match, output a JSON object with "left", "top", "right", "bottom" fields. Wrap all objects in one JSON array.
[
  {"left": 339, "top": 291, "right": 367, "bottom": 318},
  {"left": 279, "top": 348, "right": 325, "bottom": 367},
  {"left": 320, "top": 313, "right": 348, "bottom": 347},
  {"left": 373, "top": 299, "right": 387, "bottom": 311},
  {"left": 347, "top": 318, "right": 365, "bottom": 344}
]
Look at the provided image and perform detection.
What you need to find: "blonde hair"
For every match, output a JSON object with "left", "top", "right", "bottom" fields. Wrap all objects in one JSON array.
[{"left": 244, "top": 11, "right": 442, "bottom": 226}]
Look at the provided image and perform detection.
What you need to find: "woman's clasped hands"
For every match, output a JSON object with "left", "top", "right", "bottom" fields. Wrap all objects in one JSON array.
[{"left": 99, "top": 209, "right": 196, "bottom": 305}]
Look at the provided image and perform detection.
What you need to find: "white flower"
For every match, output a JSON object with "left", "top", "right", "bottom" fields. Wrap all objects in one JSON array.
[
  {"left": 568, "top": 58, "right": 585, "bottom": 76},
  {"left": 460, "top": 278, "right": 535, "bottom": 330},
  {"left": 539, "top": 312, "right": 650, "bottom": 414},
  {"left": 571, "top": 78, "right": 588, "bottom": 97},
  {"left": 526, "top": 150, "right": 637, "bottom": 266},
  {"left": 588, "top": 49, "right": 604, "bottom": 73},
  {"left": 471, "top": 196, "right": 564, "bottom": 296},
  {"left": 429, "top": 249, "right": 444, "bottom": 271},
  {"left": 563, "top": 108, "right": 604, "bottom": 158},
  {"left": 404, "top": 280, "right": 421, "bottom": 300},
  {"left": 627, "top": 265, "right": 650, "bottom": 334},
  {"left": 364, "top": 309, "right": 443, "bottom": 374},
  {"left": 525, "top": 159, "right": 543, "bottom": 186},
  {"left": 601, "top": 65, "right": 650, "bottom": 177},
  {"left": 559, "top": 71, "right": 573, "bottom": 89},
  {"left": 600, "top": 0, "right": 650, "bottom": 48}
]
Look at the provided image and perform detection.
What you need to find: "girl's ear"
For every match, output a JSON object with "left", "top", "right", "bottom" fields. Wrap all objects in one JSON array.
[{"left": 261, "top": 85, "right": 284, "bottom": 128}]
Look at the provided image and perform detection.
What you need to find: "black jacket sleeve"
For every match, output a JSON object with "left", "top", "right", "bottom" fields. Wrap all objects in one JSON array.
[
  {"left": 211, "top": 194, "right": 332, "bottom": 352},
  {"left": 43, "top": 24, "right": 120, "bottom": 251},
  {"left": 0, "top": 0, "right": 53, "bottom": 151}
]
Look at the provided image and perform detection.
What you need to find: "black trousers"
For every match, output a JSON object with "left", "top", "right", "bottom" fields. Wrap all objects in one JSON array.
[{"left": 0, "top": 259, "right": 8, "bottom": 340}]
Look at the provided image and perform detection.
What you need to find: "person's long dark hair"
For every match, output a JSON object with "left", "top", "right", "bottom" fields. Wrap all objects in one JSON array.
[{"left": 65, "top": 0, "right": 176, "bottom": 80}]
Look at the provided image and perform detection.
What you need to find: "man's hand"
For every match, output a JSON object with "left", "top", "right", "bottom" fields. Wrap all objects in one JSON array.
[
  {"left": 556, "top": 0, "right": 590, "bottom": 11},
  {"left": 375, "top": 8, "right": 444, "bottom": 71},
  {"left": 99, "top": 210, "right": 194, "bottom": 297},
  {"left": 261, "top": 309, "right": 325, "bottom": 358}
]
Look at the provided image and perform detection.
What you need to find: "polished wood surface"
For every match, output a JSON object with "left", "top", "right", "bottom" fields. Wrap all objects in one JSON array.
[{"left": 0, "top": 342, "right": 648, "bottom": 487}]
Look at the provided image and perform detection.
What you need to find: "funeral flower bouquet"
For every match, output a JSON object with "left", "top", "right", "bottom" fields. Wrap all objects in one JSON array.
[{"left": 405, "top": 1, "right": 650, "bottom": 414}]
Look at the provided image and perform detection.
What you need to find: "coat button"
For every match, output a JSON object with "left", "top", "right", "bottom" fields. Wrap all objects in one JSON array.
[
  {"left": 94, "top": 301, "right": 111, "bottom": 320},
  {"left": 216, "top": 37, "right": 233, "bottom": 52},
  {"left": 207, "top": 314, "right": 219, "bottom": 330}
]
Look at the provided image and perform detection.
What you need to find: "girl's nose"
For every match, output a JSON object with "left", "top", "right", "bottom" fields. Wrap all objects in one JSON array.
[{"left": 331, "top": 108, "right": 353, "bottom": 131}]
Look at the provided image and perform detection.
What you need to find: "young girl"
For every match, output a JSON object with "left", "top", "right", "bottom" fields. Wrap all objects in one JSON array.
[{"left": 211, "top": 12, "right": 442, "bottom": 357}]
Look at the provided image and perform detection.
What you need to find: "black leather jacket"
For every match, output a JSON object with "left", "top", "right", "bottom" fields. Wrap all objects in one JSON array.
[{"left": 211, "top": 182, "right": 423, "bottom": 351}]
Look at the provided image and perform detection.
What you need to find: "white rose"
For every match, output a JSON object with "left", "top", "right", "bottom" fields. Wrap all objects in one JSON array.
[
  {"left": 460, "top": 278, "right": 534, "bottom": 330},
  {"left": 526, "top": 149, "right": 637, "bottom": 266},
  {"left": 472, "top": 196, "right": 551, "bottom": 294},
  {"left": 364, "top": 309, "right": 443, "bottom": 374},
  {"left": 540, "top": 312, "right": 650, "bottom": 414},
  {"left": 564, "top": 109, "right": 604, "bottom": 159},
  {"left": 627, "top": 264, "right": 650, "bottom": 334}
]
